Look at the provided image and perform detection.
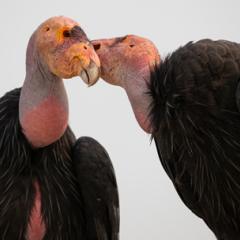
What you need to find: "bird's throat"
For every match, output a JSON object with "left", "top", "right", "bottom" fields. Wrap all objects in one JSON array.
[
  {"left": 124, "top": 74, "right": 152, "bottom": 133},
  {"left": 19, "top": 62, "right": 68, "bottom": 148}
]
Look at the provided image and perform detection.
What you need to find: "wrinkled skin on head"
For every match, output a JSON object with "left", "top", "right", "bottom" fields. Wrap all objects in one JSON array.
[
  {"left": 91, "top": 35, "right": 160, "bottom": 133},
  {"left": 32, "top": 16, "right": 100, "bottom": 85},
  {"left": 20, "top": 16, "right": 101, "bottom": 148},
  {"left": 92, "top": 35, "right": 160, "bottom": 87}
]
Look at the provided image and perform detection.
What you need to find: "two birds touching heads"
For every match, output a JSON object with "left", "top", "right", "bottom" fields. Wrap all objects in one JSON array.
[
  {"left": 21, "top": 15, "right": 158, "bottom": 150},
  {"left": 4, "top": 15, "right": 240, "bottom": 240}
]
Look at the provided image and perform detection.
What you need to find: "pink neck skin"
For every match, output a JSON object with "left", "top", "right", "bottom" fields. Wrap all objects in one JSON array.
[
  {"left": 26, "top": 181, "right": 46, "bottom": 240},
  {"left": 19, "top": 35, "right": 68, "bottom": 148},
  {"left": 122, "top": 66, "right": 152, "bottom": 133}
]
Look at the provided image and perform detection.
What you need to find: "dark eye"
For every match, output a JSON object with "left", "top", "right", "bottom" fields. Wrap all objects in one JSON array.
[
  {"left": 129, "top": 44, "right": 135, "bottom": 48},
  {"left": 63, "top": 30, "right": 71, "bottom": 38},
  {"left": 45, "top": 27, "right": 50, "bottom": 32}
]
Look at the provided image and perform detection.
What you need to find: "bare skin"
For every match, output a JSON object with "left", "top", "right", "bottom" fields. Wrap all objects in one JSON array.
[
  {"left": 20, "top": 16, "right": 100, "bottom": 148},
  {"left": 19, "top": 16, "right": 100, "bottom": 239},
  {"left": 92, "top": 35, "right": 160, "bottom": 133}
]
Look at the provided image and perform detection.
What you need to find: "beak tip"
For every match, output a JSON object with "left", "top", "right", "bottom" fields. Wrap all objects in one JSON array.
[
  {"left": 79, "top": 68, "right": 100, "bottom": 87},
  {"left": 88, "top": 75, "right": 100, "bottom": 87}
]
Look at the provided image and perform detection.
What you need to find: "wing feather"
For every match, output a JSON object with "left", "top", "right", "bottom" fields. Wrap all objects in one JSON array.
[{"left": 73, "top": 137, "right": 119, "bottom": 240}]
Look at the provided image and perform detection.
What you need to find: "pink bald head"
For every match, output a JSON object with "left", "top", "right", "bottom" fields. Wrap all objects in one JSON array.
[
  {"left": 20, "top": 16, "right": 100, "bottom": 148},
  {"left": 92, "top": 35, "right": 160, "bottom": 87},
  {"left": 92, "top": 35, "right": 160, "bottom": 133}
]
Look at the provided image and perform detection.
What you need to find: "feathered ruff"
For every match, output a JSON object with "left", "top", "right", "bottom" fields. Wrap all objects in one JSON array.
[
  {"left": 148, "top": 39, "right": 240, "bottom": 239},
  {"left": 0, "top": 88, "right": 84, "bottom": 239}
]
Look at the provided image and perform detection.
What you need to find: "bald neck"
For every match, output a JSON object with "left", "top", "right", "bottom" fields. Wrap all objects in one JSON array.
[
  {"left": 122, "top": 66, "right": 152, "bottom": 133},
  {"left": 19, "top": 36, "right": 68, "bottom": 148}
]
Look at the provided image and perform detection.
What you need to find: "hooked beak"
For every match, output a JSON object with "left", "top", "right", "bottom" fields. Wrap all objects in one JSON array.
[
  {"left": 80, "top": 60, "right": 100, "bottom": 86},
  {"left": 67, "top": 40, "right": 101, "bottom": 86},
  {"left": 69, "top": 26, "right": 101, "bottom": 86}
]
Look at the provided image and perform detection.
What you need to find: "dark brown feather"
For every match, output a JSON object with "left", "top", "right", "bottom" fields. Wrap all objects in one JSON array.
[{"left": 149, "top": 39, "right": 240, "bottom": 239}]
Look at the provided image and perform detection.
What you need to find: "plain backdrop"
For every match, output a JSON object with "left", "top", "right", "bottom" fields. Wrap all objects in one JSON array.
[{"left": 0, "top": 0, "right": 239, "bottom": 239}]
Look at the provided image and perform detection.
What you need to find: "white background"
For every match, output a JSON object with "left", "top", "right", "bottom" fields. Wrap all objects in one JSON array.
[{"left": 1, "top": 0, "right": 239, "bottom": 239}]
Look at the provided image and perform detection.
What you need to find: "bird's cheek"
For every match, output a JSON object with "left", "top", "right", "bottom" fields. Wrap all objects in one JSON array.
[
  {"left": 99, "top": 57, "right": 123, "bottom": 86},
  {"left": 47, "top": 52, "right": 77, "bottom": 79},
  {"left": 47, "top": 43, "right": 96, "bottom": 79},
  {"left": 94, "top": 46, "right": 127, "bottom": 86}
]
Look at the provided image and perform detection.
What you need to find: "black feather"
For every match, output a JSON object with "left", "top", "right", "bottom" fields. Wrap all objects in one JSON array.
[
  {"left": 73, "top": 137, "right": 119, "bottom": 240},
  {"left": 149, "top": 39, "right": 240, "bottom": 239},
  {"left": 0, "top": 88, "right": 119, "bottom": 239}
]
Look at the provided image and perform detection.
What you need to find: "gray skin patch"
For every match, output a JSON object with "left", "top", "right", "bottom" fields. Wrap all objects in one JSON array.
[{"left": 19, "top": 32, "right": 69, "bottom": 147}]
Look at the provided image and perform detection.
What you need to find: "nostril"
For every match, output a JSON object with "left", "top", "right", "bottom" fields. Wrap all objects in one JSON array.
[
  {"left": 93, "top": 43, "right": 101, "bottom": 51},
  {"left": 84, "top": 45, "right": 88, "bottom": 50}
]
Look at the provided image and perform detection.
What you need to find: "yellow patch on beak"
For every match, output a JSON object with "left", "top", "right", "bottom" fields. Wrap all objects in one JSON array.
[{"left": 56, "top": 27, "right": 70, "bottom": 43}]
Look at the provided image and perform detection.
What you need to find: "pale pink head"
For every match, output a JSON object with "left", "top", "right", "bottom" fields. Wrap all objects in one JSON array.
[
  {"left": 92, "top": 35, "right": 160, "bottom": 87},
  {"left": 92, "top": 35, "right": 160, "bottom": 133},
  {"left": 30, "top": 16, "right": 100, "bottom": 85}
]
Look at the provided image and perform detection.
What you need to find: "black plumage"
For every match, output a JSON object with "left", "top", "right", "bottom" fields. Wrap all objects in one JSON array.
[
  {"left": 149, "top": 39, "right": 240, "bottom": 239},
  {"left": 0, "top": 88, "right": 119, "bottom": 239}
]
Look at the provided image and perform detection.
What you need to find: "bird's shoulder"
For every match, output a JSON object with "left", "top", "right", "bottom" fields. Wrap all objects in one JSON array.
[
  {"left": 73, "top": 137, "right": 117, "bottom": 186},
  {"left": 72, "top": 136, "right": 119, "bottom": 240},
  {"left": 0, "top": 88, "right": 30, "bottom": 160},
  {"left": 149, "top": 39, "right": 240, "bottom": 133},
  {"left": 156, "top": 39, "right": 240, "bottom": 93}
]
